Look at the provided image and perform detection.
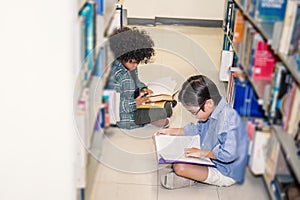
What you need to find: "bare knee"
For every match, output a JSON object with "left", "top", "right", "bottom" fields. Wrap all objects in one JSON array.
[{"left": 173, "top": 163, "right": 186, "bottom": 176}]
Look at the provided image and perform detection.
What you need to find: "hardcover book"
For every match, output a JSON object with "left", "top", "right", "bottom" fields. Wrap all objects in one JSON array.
[{"left": 137, "top": 77, "right": 179, "bottom": 109}]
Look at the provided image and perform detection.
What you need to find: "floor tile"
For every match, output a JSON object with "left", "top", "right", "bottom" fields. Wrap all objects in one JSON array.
[
  {"left": 91, "top": 182, "right": 158, "bottom": 200},
  {"left": 217, "top": 168, "right": 269, "bottom": 200},
  {"left": 157, "top": 184, "right": 219, "bottom": 200}
]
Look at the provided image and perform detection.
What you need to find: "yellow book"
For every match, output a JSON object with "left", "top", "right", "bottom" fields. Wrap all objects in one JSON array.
[
  {"left": 147, "top": 89, "right": 179, "bottom": 102},
  {"left": 137, "top": 101, "right": 167, "bottom": 109}
]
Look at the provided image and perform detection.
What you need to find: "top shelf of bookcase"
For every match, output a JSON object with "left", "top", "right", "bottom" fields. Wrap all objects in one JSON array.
[
  {"left": 273, "top": 125, "right": 300, "bottom": 183},
  {"left": 233, "top": 0, "right": 300, "bottom": 86}
]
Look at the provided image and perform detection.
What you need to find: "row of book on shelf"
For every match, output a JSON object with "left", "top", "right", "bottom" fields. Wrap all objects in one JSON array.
[
  {"left": 222, "top": 0, "right": 300, "bottom": 137},
  {"left": 223, "top": 0, "right": 300, "bottom": 77},
  {"left": 226, "top": 64, "right": 300, "bottom": 137},
  {"left": 222, "top": 0, "right": 300, "bottom": 199},
  {"left": 246, "top": 118, "right": 300, "bottom": 200}
]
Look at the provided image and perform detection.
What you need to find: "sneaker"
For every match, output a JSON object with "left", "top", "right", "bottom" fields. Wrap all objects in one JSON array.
[
  {"left": 161, "top": 172, "right": 197, "bottom": 189},
  {"left": 171, "top": 100, "right": 177, "bottom": 108}
]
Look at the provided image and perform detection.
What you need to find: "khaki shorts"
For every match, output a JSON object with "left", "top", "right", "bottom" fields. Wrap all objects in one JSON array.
[{"left": 203, "top": 167, "right": 236, "bottom": 187}]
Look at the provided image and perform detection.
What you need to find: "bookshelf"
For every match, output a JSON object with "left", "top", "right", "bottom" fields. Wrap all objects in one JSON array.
[
  {"left": 234, "top": 0, "right": 300, "bottom": 85},
  {"left": 278, "top": 52, "right": 300, "bottom": 85},
  {"left": 273, "top": 125, "right": 300, "bottom": 183},
  {"left": 234, "top": 1, "right": 274, "bottom": 43},
  {"left": 223, "top": 0, "right": 300, "bottom": 199},
  {"left": 75, "top": 0, "right": 119, "bottom": 199}
]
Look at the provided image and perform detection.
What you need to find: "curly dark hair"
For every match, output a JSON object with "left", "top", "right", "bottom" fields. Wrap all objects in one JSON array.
[{"left": 108, "top": 26, "right": 155, "bottom": 64}]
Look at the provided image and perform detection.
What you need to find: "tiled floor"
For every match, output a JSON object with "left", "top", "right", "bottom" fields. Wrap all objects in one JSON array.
[{"left": 86, "top": 25, "right": 270, "bottom": 200}]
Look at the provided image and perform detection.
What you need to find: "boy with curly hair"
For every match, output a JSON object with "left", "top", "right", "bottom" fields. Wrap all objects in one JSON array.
[{"left": 106, "top": 27, "right": 172, "bottom": 129}]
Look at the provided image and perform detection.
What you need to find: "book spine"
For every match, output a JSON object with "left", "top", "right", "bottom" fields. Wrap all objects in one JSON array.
[{"left": 279, "top": 1, "right": 298, "bottom": 55}]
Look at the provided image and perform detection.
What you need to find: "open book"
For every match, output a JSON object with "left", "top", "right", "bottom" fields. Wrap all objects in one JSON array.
[
  {"left": 137, "top": 77, "right": 179, "bottom": 109},
  {"left": 154, "top": 135, "right": 215, "bottom": 166},
  {"left": 147, "top": 90, "right": 179, "bottom": 102},
  {"left": 147, "top": 77, "right": 179, "bottom": 101}
]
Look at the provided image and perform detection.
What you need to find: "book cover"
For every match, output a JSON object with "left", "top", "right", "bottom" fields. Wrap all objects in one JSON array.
[
  {"left": 219, "top": 50, "right": 234, "bottom": 82},
  {"left": 282, "top": 79, "right": 296, "bottom": 131},
  {"left": 232, "top": 77, "right": 264, "bottom": 117},
  {"left": 233, "top": 10, "right": 245, "bottom": 43},
  {"left": 233, "top": 9, "right": 245, "bottom": 53},
  {"left": 279, "top": 0, "right": 299, "bottom": 55},
  {"left": 226, "top": 69, "right": 236, "bottom": 104},
  {"left": 103, "top": 89, "right": 120, "bottom": 125},
  {"left": 249, "top": 130, "right": 270, "bottom": 175},
  {"left": 287, "top": 86, "right": 300, "bottom": 137},
  {"left": 251, "top": 39, "right": 275, "bottom": 81},
  {"left": 271, "top": 68, "right": 290, "bottom": 125},
  {"left": 154, "top": 135, "right": 215, "bottom": 166},
  {"left": 289, "top": 3, "right": 300, "bottom": 71},
  {"left": 255, "top": 0, "right": 287, "bottom": 22},
  {"left": 248, "top": 0, "right": 257, "bottom": 18},
  {"left": 264, "top": 133, "right": 280, "bottom": 184},
  {"left": 224, "top": 1, "right": 235, "bottom": 36},
  {"left": 269, "top": 62, "right": 285, "bottom": 119},
  {"left": 241, "top": 24, "right": 256, "bottom": 72}
]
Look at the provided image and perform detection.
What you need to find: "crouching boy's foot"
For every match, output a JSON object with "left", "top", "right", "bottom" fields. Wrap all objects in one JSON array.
[{"left": 161, "top": 172, "right": 197, "bottom": 189}]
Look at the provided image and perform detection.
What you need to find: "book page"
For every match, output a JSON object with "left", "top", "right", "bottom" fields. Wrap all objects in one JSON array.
[
  {"left": 147, "top": 77, "right": 178, "bottom": 96},
  {"left": 154, "top": 135, "right": 215, "bottom": 166}
]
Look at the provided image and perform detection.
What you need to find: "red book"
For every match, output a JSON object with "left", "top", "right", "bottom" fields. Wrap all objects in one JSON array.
[{"left": 252, "top": 40, "right": 275, "bottom": 81}]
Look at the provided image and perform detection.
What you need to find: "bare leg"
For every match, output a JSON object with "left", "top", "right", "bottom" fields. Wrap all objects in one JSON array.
[{"left": 173, "top": 163, "right": 208, "bottom": 182}]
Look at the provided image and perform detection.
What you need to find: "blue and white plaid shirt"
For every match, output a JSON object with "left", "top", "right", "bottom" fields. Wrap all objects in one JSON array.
[{"left": 106, "top": 60, "right": 147, "bottom": 129}]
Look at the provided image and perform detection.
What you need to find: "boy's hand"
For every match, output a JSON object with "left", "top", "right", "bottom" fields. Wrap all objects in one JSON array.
[
  {"left": 154, "top": 128, "right": 184, "bottom": 136},
  {"left": 184, "top": 147, "right": 202, "bottom": 158},
  {"left": 141, "top": 88, "right": 153, "bottom": 95},
  {"left": 185, "top": 149, "right": 214, "bottom": 159},
  {"left": 154, "top": 129, "right": 170, "bottom": 136},
  {"left": 135, "top": 91, "right": 150, "bottom": 106}
]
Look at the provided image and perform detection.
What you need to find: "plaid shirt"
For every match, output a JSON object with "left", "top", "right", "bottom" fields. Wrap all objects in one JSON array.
[{"left": 106, "top": 60, "right": 147, "bottom": 129}]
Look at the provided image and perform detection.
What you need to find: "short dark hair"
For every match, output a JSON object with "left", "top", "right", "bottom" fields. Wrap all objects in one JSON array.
[
  {"left": 108, "top": 26, "right": 155, "bottom": 64},
  {"left": 178, "top": 75, "right": 221, "bottom": 108}
]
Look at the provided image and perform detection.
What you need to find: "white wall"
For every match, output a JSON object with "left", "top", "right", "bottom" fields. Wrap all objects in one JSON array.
[
  {"left": 123, "top": 0, "right": 226, "bottom": 20},
  {"left": 0, "top": 1, "right": 77, "bottom": 200}
]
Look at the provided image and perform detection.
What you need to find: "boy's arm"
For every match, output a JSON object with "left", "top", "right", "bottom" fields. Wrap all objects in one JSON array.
[
  {"left": 115, "top": 75, "right": 137, "bottom": 113},
  {"left": 155, "top": 128, "right": 184, "bottom": 136},
  {"left": 211, "top": 115, "right": 241, "bottom": 163}
]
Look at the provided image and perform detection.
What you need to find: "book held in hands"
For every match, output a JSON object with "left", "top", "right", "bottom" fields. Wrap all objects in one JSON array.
[
  {"left": 154, "top": 135, "right": 215, "bottom": 166},
  {"left": 137, "top": 77, "right": 179, "bottom": 109}
]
